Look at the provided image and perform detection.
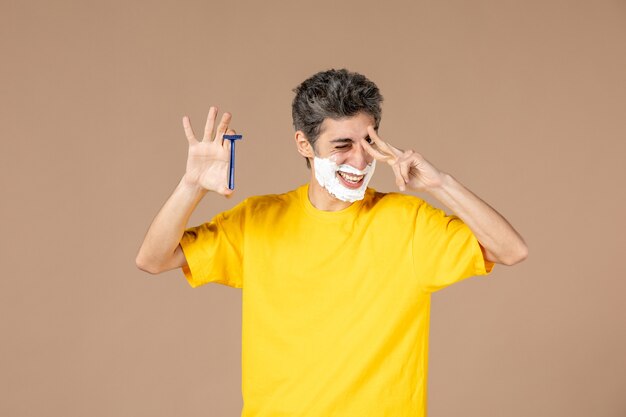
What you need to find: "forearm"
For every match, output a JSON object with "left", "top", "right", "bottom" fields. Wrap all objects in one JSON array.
[
  {"left": 135, "top": 175, "right": 208, "bottom": 272},
  {"left": 427, "top": 173, "right": 528, "bottom": 265}
]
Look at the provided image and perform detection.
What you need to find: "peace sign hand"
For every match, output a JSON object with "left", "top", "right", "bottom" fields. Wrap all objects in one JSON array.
[
  {"left": 359, "top": 125, "right": 446, "bottom": 193},
  {"left": 182, "top": 106, "right": 236, "bottom": 196}
]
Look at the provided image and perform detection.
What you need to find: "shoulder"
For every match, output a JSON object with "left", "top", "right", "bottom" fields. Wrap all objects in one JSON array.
[
  {"left": 244, "top": 188, "right": 297, "bottom": 207},
  {"left": 364, "top": 188, "right": 427, "bottom": 215},
  {"left": 234, "top": 187, "right": 299, "bottom": 217}
]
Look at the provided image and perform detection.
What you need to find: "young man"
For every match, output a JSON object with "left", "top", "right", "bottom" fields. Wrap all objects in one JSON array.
[{"left": 136, "top": 68, "right": 527, "bottom": 417}]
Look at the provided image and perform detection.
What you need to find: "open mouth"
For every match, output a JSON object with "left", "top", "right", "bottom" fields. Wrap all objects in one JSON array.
[{"left": 337, "top": 170, "right": 365, "bottom": 189}]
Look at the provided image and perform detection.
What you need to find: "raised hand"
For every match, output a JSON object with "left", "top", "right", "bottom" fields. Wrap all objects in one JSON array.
[
  {"left": 359, "top": 125, "right": 446, "bottom": 193},
  {"left": 182, "top": 106, "right": 237, "bottom": 196}
]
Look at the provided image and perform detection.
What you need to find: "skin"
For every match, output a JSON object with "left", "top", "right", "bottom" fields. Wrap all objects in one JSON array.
[{"left": 296, "top": 111, "right": 528, "bottom": 266}]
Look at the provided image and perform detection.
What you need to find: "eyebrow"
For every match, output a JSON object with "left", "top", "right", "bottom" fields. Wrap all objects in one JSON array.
[{"left": 330, "top": 135, "right": 371, "bottom": 144}]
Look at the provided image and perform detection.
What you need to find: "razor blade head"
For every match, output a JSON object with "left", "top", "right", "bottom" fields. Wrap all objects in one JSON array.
[{"left": 223, "top": 135, "right": 243, "bottom": 141}]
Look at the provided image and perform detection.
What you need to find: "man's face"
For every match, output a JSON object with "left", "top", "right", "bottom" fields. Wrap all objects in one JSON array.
[{"left": 311, "top": 112, "right": 376, "bottom": 190}]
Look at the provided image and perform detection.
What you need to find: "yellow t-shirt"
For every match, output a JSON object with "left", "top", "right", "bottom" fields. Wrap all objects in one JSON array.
[{"left": 180, "top": 183, "right": 495, "bottom": 417}]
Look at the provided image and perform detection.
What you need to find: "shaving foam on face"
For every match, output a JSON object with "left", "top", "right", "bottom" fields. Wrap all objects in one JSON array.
[{"left": 313, "top": 156, "right": 376, "bottom": 202}]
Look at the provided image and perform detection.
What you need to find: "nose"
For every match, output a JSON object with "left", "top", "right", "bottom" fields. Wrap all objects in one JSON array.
[{"left": 348, "top": 142, "right": 373, "bottom": 171}]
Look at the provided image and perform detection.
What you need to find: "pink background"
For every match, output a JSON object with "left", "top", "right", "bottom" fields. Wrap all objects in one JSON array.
[{"left": 2, "top": 1, "right": 625, "bottom": 416}]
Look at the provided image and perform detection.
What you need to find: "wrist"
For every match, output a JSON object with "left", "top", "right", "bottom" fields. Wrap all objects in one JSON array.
[
  {"left": 425, "top": 172, "right": 453, "bottom": 195},
  {"left": 180, "top": 174, "right": 210, "bottom": 197}
]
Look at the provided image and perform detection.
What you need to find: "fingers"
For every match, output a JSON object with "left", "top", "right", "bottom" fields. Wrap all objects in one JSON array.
[
  {"left": 391, "top": 163, "right": 407, "bottom": 191},
  {"left": 360, "top": 136, "right": 395, "bottom": 163},
  {"left": 213, "top": 111, "right": 232, "bottom": 144},
  {"left": 186, "top": 107, "right": 235, "bottom": 146},
  {"left": 201, "top": 106, "right": 234, "bottom": 144},
  {"left": 367, "top": 125, "right": 403, "bottom": 158},
  {"left": 224, "top": 128, "right": 236, "bottom": 144},
  {"left": 203, "top": 107, "right": 218, "bottom": 141},
  {"left": 223, "top": 134, "right": 232, "bottom": 154},
  {"left": 393, "top": 150, "right": 418, "bottom": 192},
  {"left": 387, "top": 142, "right": 405, "bottom": 157},
  {"left": 396, "top": 156, "right": 411, "bottom": 186},
  {"left": 182, "top": 116, "right": 198, "bottom": 144},
  {"left": 361, "top": 139, "right": 390, "bottom": 162}
]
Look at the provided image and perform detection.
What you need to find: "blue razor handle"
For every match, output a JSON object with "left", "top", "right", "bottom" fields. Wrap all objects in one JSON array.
[{"left": 223, "top": 134, "right": 243, "bottom": 190}]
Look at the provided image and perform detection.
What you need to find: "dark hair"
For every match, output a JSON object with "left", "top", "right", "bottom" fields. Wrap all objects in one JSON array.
[{"left": 291, "top": 68, "right": 384, "bottom": 168}]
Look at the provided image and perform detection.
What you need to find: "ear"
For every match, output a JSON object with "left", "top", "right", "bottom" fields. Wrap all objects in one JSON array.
[{"left": 294, "top": 130, "right": 315, "bottom": 159}]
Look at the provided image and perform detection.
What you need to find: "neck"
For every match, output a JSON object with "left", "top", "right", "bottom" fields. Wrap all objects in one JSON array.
[{"left": 307, "top": 177, "right": 353, "bottom": 211}]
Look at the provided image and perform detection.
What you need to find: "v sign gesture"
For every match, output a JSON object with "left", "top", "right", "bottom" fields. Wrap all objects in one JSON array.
[
  {"left": 359, "top": 125, "right": 446, "bottom": 192},
  {"left": 359, "top": 124, "right": 528, "bottom": 265}
]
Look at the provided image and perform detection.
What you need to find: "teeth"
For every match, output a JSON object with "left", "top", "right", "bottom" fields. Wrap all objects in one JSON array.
[{"left": 338, "top": 171, "right": 364, "bottom": 183}]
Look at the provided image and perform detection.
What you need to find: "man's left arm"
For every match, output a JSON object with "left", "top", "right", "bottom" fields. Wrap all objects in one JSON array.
[
  {"left": 425, "top": 173, "right": 528, "bottom": 266},
  {"left": 360, "top": 125, "right": 528, "bottom": 266}
]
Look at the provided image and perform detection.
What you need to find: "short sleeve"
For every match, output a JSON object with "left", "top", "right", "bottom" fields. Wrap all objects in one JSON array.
[
  {"left": 412, "top": 201, "right": 495, "bottom": 293},
  {"left": 179, "top": 200, "right": 246, "bottom": 289}
]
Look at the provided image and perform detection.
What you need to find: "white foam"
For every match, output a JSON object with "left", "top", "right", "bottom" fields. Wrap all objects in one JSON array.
[{"left": 313, "top": 156, "right": 376, "bottom": 202}]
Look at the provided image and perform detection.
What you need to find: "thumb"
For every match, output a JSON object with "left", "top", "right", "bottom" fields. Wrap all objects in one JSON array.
[{"left": 220, "top": 185, "right": 235, "bottom": 198}]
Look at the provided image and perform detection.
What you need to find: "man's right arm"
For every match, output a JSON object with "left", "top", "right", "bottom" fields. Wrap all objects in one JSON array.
[
  {"left": 135, "top": 177, "right": 208, "bottom": 274},
  {"left": 135, "top": 106, "right": 237, "bottom": 275}
]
